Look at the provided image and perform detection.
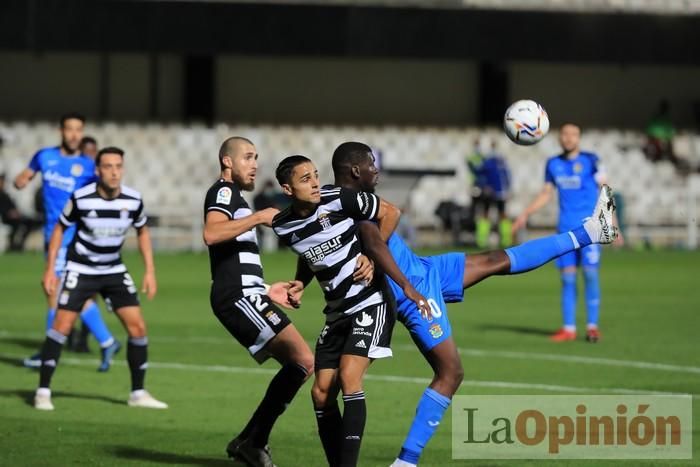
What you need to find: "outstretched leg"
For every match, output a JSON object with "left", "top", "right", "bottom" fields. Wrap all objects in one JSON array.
[{"left": 463, "top": 185, "right": 618, "bottom": 289}]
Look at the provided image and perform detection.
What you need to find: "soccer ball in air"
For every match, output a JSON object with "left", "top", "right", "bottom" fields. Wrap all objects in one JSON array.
[{"left": 503, "top": 99, "right": 549, "bottom": 145}]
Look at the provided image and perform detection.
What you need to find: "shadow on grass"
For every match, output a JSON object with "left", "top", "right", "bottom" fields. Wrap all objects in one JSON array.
[
  {"left": 0, "top": 354, "right": 29, "bottom": 368},
  {"left": 477, "top": 323, "right": 553, "bottom": 336},
  {"left": 109, "top": 446, "right": 240, "bottom": 466},
  {"left": 0, "top": 336, "right": 43, "bottom": 350},
  {"left": 0, "top": 389, "right": 125, "bottom": 407}
]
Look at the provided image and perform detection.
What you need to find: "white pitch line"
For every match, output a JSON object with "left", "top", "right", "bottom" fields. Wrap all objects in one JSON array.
[
  {"left": 2, "top": 329, "right": 699, "bottom": 375},
  {"left": 0, "top": 352, "right": 696, "bottom": 399}
]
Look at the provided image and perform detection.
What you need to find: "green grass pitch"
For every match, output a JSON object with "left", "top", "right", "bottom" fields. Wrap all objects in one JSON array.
[{"left": 0, "top": 249, "right": 698, "bottom": 466}]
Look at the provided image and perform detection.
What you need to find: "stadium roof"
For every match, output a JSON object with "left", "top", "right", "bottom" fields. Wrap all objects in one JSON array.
[{"left": 141, "top": 0, "right": 700, "bottom": 16}]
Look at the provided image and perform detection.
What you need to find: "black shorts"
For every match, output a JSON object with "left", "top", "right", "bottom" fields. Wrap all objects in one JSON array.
[
  {"left": 212, "top": 293, "right": 292, "bottom": 364},
  {"left": 315, "top": 302, "right": 395, "bottom": 371},
  {"left": 57, "top": 270, "right": 139, "bottom": 312}
]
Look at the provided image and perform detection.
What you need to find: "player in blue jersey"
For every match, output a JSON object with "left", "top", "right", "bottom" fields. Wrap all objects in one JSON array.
[
  {"left": 324, "top": 142, "right": 617, "bottom": 467},
  {"left": 13, "top": 113, "right": 120, "bottom": 371},
  {"left": 513, "top": 123, "right": 622, "bottom": 343}
]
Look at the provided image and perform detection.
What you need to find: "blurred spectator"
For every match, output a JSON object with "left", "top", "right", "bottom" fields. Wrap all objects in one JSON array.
[
  {"left": 644, "top": 99, "right": 689, "bottom": 172},
  {"left": 0, "top": 173, "right": 40, "bottom": 251},
  {"left": 480, "top": 144, "right": 513, "bottom": 248},
  {"left": 467, "top": 141, "right": 513, "bottom": 248},
  {"left": 80, "top": 136, "right": 98, "bottom": 160},
  {"left": 396, "top": 205, "right": 417, "bottom": 248}
]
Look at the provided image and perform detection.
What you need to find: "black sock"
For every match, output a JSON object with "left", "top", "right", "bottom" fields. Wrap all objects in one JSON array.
[
  {"left": 340, "top": 391, "right": 366, "bottom": 467},
  {"left": 39, "top": 330, "right": 67, "bottom": 389},
  {"left": 127, "top": 337, "right": 148, "bottom": 391},
  {"left": 248, "top": 363, "right": 308, "bottom": 448},
  {"left": 315, "top": 401, "right": 343, "bottom": 467}
]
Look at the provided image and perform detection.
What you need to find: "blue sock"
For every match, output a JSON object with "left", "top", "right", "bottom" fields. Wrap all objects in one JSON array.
[
  {"left": 583, "top": 267, "right": 600, "bottom": 327},
  {"left": 398, "top": 388, "right": 451, "bottom": 464},
  {"left": 561, "top": 271, "right": 577, "bottom": 329},
  {"left": 506, "top": 229, "right": 591, "bottom": 274},
  {"left": 45, "top": 308, "right": 56, "bottom": 332},
  {"left": 80, "top": 302, "right": 114, "bottom": 347}
]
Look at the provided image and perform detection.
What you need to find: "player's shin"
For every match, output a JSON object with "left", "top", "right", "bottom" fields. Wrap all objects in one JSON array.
[
  {"left": 315, "top": 401, "right": 343, "bottom": 466},
  {"left": 583, "top": 267, "right": 600, "bottom": 328},
  {"left": 505, "top": 230, "right": 589, "bottom": 274},
  {"left": 397, "top": 388, "right": 451, "bottom": 466},
  {"left": 127, "top": 337, "right": 148, "bottom": 391},
  {"left": 248, "top": 363, "right": 308, "bottom": 448},
  {"left": 45, "top": 308, "right": 56, "bottom": 331},
  {"left": 39, "top": 329, "right": 67, "bottom": 389},
  {"left": 340, "top": 391, "right": 366, "bottom": 467}
]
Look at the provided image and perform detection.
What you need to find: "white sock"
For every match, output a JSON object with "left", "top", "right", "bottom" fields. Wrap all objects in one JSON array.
[
  {"left": 391, "top": 459, "right": 417, "bottom": 467},
  {"left": 563, "top": 325, "right": 576, "bottom": 332},
  {"left": 130, "top": 389, "right": 146, "bottom": 399},
  {"left": 36, "top": 387, "right": 51, "bottom": 397},
  {"left": 100, "top": 337, "right": 115, "bottom": 349},
  {"left": 587, "top": 324, "right": 598, "bottom": 330}
]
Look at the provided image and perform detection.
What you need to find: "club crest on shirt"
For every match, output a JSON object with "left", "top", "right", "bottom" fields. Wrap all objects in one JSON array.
[
  {"left": 318, "top": 213, "right": 332, "bottom": 230},
  {"left": 216, "top": 187, "right": 232, "bottom": 205},
  {"left": 429, "top": 323, "right": 443, "bottom": 339},
  {"left": 574, "top": 162, "right": 583, "bottom": 173},
  {"left": 71, "top": 164, "right": 84, "bottom": 177}
]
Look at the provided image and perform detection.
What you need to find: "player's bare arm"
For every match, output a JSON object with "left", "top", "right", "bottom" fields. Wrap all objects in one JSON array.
[
  {"left": 42, "top": 223, "right": 66, "bottom": 296},
  {"left": 374, "top": 198, "right": 401, "bottom": 241},
  {"left": 136, "top": 225, "right": 157, "bottom": 300},
  {"left": 358, "top": 221, "right": 431, "bottom": 320},
  {"left": 203, "top": 207, "right": 278, "bottom": 246},
  {"left": 513, "top": 182, "right": 555, "bottom": 231},
  {"left": 13, "top": 168, "right": 35, "bottom": 190}
]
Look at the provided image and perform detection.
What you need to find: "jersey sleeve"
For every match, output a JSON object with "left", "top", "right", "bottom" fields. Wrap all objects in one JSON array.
[
  {"left": 338, "top": 188, "right": 380, "bottom": 221},
  {"left": 59, "top": 194, "right": 78, "bottom": 227},
  {"left": 544, "top": 159, "right": 555, "bottom": 184},
  {"left": 133, "top": 200, "right": 148, "bottom": 228},
  {"left": 205, "top": 184, "right": 241, "bottom": 219},
  {"left": 28, "top": 150, "right": 42, "bottom": 172}
]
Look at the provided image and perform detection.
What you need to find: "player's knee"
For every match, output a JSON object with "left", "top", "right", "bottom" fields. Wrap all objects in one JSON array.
[
  {"left": 311, "top": 382, "right": 331, "bottom": 408},
  {"left": 561, "top": 270, "right": 577, "bottom": 285},
  {"left": 126, "top": 320, "right": 147, "bottom": 338},
  {"left": 583, "top": 267, "right": 599, "bottom": 283},
  {"left": 296, "top": 354, "right": 315, "bottom": 379},
  {"left": 338, "top": 371, "right": 363, "bottom": 395},
  {"left": 437, "top": 361, "right": 464, "bottom": 393}
]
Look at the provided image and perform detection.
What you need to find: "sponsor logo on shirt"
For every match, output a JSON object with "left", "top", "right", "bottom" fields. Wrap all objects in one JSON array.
[
  {"left": 43, "top": 170, "right": 76, "bottom": 192},
  {"left": 303, "top": 235, "right": 343, "bottom": 263}
]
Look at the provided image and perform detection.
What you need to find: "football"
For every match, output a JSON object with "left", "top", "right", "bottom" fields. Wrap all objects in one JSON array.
[{"left": 503, "top": 99, "right": 550, "bottom": 145}]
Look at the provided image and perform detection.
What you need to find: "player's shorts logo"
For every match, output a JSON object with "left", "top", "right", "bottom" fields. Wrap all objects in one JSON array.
[
  {"left": 71, "top": 164, "right": 84, "bottom": 177},
  {"left": 355, "top": 311, "right": 374, "bottom": 327},
  {"left": 318, "top": 325, "right": 329, "bottom": 344},
  {"left": 429, "top": 323, "right": 443, "bottom": 339},
  {"left": 265, "top": 310, "right": 281, "bottom": 326}
]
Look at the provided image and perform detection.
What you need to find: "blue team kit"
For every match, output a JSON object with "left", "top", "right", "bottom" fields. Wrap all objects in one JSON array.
[
  {"left": 545, "top": 151, "right": 602, "bottom": 269},
  {"left": 29, "top": 146, "right": 96, "bottom": 273},
  {"left": 386, "top": 233, "right": 465, "bottom": 352}
]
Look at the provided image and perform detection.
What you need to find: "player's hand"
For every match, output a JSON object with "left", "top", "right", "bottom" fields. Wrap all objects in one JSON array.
[
  {"left": 257, "top": 207, "right": 280, "bottom": 227},
  {"left": 613, "top": 229, "right": 625, "bottom": 248},
  {"left": 142, "top": 271, "right": 157, "bottom": 300},
  {"left": 268, "top": 280, "right": 304, "bottom": 309},
  {"left": 512, "top": 214, "right": 528, "bottom": 232},
  {"left": 42, "top": 269, "right": 58, "bottom": 297},
  {"left": 403, "top": 286, "right": 432, "bottom": 321},
  {"left": 353, "top": 255, "right": 374, "bottom": 284}
]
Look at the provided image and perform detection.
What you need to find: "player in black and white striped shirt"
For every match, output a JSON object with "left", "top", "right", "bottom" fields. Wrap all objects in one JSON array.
[
  {"left": 203, "top": 137, "right": 314, "bottom": 466},
  {"left": 34, "top": 147, "right": 167, "bottom": 411},
  {"left": 272, "top": 155, "right": 430, "bottom": 467}
]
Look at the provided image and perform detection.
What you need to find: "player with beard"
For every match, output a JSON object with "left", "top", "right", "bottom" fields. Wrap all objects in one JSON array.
[{"left": 203, "top": 137, "right": 315, "bottom": 467}]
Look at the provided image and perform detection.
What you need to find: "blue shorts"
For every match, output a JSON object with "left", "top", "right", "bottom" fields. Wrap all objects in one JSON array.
[
  {"left": 393, "top": 253, "right": 465, "bottom": 353},
  {"left": 555, "top": 244, "right": 601, "bottom": 269}
]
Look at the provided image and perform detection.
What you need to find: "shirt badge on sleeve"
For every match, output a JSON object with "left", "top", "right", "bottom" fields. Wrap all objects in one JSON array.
[{"left": 216, "top": 187, "right": 232, "bottom": 205}]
